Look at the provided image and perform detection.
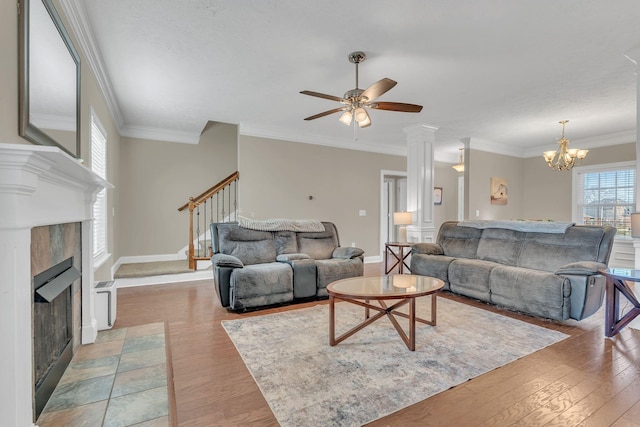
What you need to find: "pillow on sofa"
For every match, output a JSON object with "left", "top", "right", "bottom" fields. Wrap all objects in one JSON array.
[
  {"left": 212, "top": 253, "right": 244, "bottom": 268},
  {"left": 332, "top": 247, "right": 364, "bottom": 259},
  {"left": 555, "top": 261, "right": 606, "bottom": 276}
]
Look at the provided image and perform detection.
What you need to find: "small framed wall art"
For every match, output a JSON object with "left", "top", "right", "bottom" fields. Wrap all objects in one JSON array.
[{"left": 434, "top": 187, "right": 443, "bottom": 205}]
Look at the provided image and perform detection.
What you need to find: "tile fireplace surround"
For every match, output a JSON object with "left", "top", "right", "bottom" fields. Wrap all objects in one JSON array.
[{"left": 0, "top": 143, "right": 111, "bottom": 427}]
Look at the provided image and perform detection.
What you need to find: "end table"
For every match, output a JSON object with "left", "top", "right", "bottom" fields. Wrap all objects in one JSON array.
[
  {"left": 384, "top": 242, "right": 412, "bottom": 274},
  {"left": 599, "top": 268, "right": 640, "bottom": 338}
]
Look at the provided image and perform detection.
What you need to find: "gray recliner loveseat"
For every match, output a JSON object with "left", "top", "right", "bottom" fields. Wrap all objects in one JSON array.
[
  {"left": 410, "top": 220, "right": 616, "bottom": 321},
  {"left": 210, "top": 221, "right": 364, "bottom": 310}
]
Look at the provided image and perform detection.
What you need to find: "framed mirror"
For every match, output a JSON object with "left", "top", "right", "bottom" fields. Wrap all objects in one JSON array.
[{"left": 19, "top": 0, "right": 81, "bottom": 158}]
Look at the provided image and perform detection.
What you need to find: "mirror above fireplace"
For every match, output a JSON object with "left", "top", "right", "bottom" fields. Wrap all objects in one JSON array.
[{"left": 18, "top": 0, "right": 81, "bottom": 158}]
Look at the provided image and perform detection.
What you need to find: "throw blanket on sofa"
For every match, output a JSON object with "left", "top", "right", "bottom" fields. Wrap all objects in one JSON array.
[
  {"left": 238, "top": 217, "right": 325, "bottom": 232},
  {"left": 458, "top": 220, "right": 575, "bottom": 234}
]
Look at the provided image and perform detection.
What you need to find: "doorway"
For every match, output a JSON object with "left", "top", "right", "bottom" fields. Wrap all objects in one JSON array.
[{"left": 380, "top": 170, "right": 408, "bottom": 259}]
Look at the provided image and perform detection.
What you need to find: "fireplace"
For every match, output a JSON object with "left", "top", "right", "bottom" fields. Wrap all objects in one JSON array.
[
  {"left": 0, "top": 143, "right": 111, "bottom": 426},
  {"left": 31, "top": 223, "right": 82, "bottom": 418}
]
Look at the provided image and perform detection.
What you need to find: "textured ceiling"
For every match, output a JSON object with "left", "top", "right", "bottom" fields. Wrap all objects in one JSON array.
[{"left": 74, "top": 0, "right": 640, "bottom": 162}]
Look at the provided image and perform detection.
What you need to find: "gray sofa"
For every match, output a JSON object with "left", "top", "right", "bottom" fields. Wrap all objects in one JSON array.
[
  {"left": 210, "top": 221, "right": 364, "bottom": 310},
  {"left": 410, "top": 221, "right": 616, "bottom": 321}
]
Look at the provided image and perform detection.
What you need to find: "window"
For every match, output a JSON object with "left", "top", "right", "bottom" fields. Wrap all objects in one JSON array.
[
  {"left": 573, "top": 161, "right": 635, "bottom": 237},
  {"left": 91, "top": 111, "right": 108, "bottom": 258}
]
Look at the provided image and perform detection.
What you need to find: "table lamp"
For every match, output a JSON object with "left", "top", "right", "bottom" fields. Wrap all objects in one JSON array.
[
  {"left": 393, "top": 211, "right": 413, "bottom": 243},
  {"left": 631, "top": 213, "right": 640, "bottom": 238}
]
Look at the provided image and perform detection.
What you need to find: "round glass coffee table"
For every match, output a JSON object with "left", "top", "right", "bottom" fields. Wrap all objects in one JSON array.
[{"left": 327, "top": 275, "right": 444, "bottom": 351}]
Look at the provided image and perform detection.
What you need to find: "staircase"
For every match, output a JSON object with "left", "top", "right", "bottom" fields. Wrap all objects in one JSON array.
[{"left": 178, "top": 171, "right": 240, "bottom": 269}]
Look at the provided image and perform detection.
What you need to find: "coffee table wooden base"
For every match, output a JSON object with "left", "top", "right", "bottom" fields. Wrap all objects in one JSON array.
[{"left": 329, "top": 293, "right": 437, "bottom": 351}]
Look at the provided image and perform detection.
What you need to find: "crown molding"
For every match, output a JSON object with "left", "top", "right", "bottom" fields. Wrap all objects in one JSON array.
[{"left": 58, "top": 0, "right": 124, "bottom": 130}]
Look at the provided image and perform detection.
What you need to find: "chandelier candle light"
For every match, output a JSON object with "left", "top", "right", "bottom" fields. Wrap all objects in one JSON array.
[
  {"left": 452, "top": 147, "right": 465, "bottom": 172},
  {"left": 543, "top": 120, "right": 588, "bottom": 171}
]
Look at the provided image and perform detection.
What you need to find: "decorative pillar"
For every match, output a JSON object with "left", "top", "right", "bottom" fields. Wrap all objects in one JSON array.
[
  {"left": 625, "top": 48, "right": 640, "bottom": 269},
  {"left": 625, "top": 48, "right": 640, "bottom": 330},
  {"left": 403, "top": 124, "right": 438, "bottom": 243}
]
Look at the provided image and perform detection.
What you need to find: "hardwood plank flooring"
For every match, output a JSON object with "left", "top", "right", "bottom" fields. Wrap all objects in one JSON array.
[{"left": 114, "top": 264, "right": 640, "bottom": 426}]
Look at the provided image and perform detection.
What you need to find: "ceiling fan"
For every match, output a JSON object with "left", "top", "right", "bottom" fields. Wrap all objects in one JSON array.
[{"left": 300, "top": 51, "right": 423, "bottom": 128}]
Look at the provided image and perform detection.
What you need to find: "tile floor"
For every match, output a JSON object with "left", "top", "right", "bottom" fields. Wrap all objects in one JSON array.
[{"left": 36, "top": 322, "right": 171, "bottom": 427}]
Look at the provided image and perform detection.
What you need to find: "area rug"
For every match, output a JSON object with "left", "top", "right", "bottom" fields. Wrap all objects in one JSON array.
[{"left": 222, "top": 297, "right": 568, "bottom": 427}]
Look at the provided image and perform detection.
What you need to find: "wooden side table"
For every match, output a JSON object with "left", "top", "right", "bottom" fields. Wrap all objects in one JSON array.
[
  {"left": 599, "top": 268, "right": 640, "bottom": 338},
  {"left": 384, "top": 242, "right": 412, "bottom": 274}
]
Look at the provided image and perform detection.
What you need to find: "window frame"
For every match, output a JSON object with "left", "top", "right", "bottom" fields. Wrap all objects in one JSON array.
[
  {"left": 90, "top": 108, "right": 109, "bottom": 265},
  {"left": 572, "top": 160, "right": 636, "bottom": 238}
]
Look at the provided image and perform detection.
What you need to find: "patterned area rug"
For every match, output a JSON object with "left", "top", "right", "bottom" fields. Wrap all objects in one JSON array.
[{"left": 222, "top": 297, "right": 568, "bottom": 427}]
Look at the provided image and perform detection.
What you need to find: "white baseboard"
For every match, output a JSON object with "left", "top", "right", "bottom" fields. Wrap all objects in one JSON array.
[
  {"left": 364, "top": 255, "right": 382, "bottom": 264},
  {"left": 115, "top": 269, "right": 212, "bottom": 288}
]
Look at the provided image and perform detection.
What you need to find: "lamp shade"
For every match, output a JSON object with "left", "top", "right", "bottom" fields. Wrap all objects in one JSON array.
[
  {"left": 631, "top": 213, "right": 640, "bottom": 238},
  {"left": 393, "top": 212, "right": 413, "bottom": 225}
]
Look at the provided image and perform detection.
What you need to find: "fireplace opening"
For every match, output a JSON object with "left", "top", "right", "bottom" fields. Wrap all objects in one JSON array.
[{"left": 33, "top": 256, "right": 80, "bottom": 418}]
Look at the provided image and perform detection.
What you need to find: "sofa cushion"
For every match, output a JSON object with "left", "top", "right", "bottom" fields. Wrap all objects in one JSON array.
[
  {"left": 555, "top": 261, "right": 607, "bottom": 275},
  {"left": 410, "top": 254, "right": 455, "bottom": 290},
  {"left": 489, "top": 265, "right": 570, "bottom": 320},
  {"left": 216, "top": 224, "right": 276, "bottom": 265},
  {"left": 448, "top": 258, "right": 496, "bottom": 302},
  {"left": 517, "top": 226, "right": 607, "bottom": 272},
  {"left": 276, "top": 253, "right": 311, "bottom": 262},
  {"left": 315, "top": 258, "right": 363, "bottom": 295},
  {"left": 230, "top": 263, "right": 293, "bottom": 309},
  {"left": 476, "top": 228, "right": 524, "bottom": 266},
  {"left": 274, "top": 231, "right": 298, "bottom": 255},
  {"left": 297, "top": 222, "right": 340, "bottom": 260},
  {"left": 437, "top": 222, "right": 483, "bottom": 258}
]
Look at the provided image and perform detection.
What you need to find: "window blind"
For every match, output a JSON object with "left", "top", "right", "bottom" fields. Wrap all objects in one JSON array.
[{"left": 91, "top": 113, "right": 107, "bottom": 258}]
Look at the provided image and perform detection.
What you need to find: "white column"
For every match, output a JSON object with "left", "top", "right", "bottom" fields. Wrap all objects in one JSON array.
[
  {"left": 403, "top": 124, "right": 438, "bottom": 243},
  {"left": 625, "top": 48, "right": 640, "bottom": 330},
  {"left": 0, "top": 228, "right": 36, "bottom": 427}
]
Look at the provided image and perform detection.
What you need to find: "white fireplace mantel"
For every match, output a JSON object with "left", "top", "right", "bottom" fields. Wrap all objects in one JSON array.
[{"left": 0, "top": 143, "right": 112, "bottom": 427}]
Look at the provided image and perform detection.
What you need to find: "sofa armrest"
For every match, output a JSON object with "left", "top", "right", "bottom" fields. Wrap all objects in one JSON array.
[
  {"left": 411, "top": 243, "right": 444, "bottom": 255},
  {"left": 211, "top": 253, "right": 244, "bottom": 268},
  {"left": 276, "top": 253, "right": 311, "bottom": 262},
  {"left": 555, "top": 261, "right": 607, "bottom": 276},
  {"left": 332, "top": 246, "right": 364, "bottom": 259}
]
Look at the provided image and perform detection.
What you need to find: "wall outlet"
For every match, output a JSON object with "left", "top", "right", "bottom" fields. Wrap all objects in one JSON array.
[
  {"left": 359, "top": 210, "right": 366, "bottom": 216},
  {"left": 475, "top": 209, "right": 480, "bottom": 217},
  {"left": 351, "top": 242, "right": 356, "bottom": 247}
]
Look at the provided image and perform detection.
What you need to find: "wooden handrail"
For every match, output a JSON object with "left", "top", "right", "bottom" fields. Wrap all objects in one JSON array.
[{"left": 177, "top": 171, "right": 239, "bottom": 212}]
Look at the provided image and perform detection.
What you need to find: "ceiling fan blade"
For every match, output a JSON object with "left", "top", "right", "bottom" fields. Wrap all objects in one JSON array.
[
  {"left": 369, "top": 102, "right": 423, "bottom": 113},
  {"left": 360, "top": 78, "right": 397, "bottom": 102},
  {"left": 300, "top": 90, "right": 343, "bottom": 102},
  {"left": 303, "top": 107, "right": 348, "bottom": 121}
]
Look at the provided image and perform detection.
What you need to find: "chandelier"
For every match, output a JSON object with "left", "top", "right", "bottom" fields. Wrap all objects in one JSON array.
[
  {"left": 452, "top": 147, "right": 465, "bottom": 172},
  {"left": 543, "top": 120, "right": 588, "bottom": 171}
]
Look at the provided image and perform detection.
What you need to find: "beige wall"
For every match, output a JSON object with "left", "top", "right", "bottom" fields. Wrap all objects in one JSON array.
[
  {"left": 466, "top": 150, "right": 525, "bottom": 220},
  {"left": 434, "top": 162, "right": 462, "bottom": 227},
  {"left": 117, "top": 123, "right": 238, "bottom": 257},
  {"left": 0, "top": 0, "right": 23, "bottom": 144},
  {"left": 238, "top": 136, "right": 406, "bottom": 258}
]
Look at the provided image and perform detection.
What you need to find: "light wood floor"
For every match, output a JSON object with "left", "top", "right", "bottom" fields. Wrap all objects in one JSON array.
[{"left": 115, "top": 263, "right": 640, "bottom": 426}]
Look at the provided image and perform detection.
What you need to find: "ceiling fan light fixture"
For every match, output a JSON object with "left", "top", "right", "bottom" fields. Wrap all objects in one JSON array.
[
  {"left": 357, "top": 113, "right": 371, "bottom": 128},
  {"left": 339, "top": 110, "right": 353, "bottom": 126},
  {"left": 354, "top": 107, "right": 369, "bottom": 123}
]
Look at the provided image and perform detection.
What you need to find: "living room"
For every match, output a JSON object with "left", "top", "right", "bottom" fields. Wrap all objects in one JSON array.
[{"left": 2, "top": 1, "right": 640, "bottom": 426}]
